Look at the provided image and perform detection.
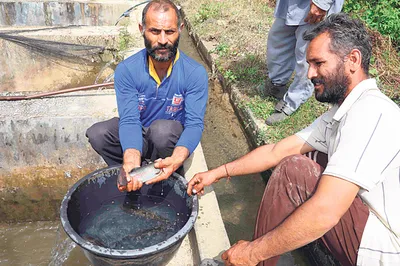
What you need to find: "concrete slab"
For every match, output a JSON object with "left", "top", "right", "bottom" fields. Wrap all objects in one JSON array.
[{"left": 0, "top": 89, "right": 117, "bottom": 172}]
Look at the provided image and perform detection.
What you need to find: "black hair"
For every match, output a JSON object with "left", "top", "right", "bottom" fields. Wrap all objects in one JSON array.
[{"left": 303, "top": 13, "right": 372, "bottom": 74}]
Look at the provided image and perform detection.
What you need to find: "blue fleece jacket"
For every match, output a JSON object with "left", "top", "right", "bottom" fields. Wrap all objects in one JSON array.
[{"left": 114, "top": 49, "right": 208, "bottom": 155}]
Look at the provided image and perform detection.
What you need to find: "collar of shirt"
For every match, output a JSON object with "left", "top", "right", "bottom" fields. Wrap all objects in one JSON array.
[
  {"left": 333, "top": 78, "right": 379, "bottom": 122},
  {"left": 148, "top": 49, "right": 180, "bottom": 86}
]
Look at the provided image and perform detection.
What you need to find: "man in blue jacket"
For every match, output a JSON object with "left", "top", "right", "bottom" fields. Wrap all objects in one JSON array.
[
  {"left": 263, "top": 0, "right": 343, "bottom": 125},
  {"left": 86, "top": 0, "right": 208, "bottom": 191}
]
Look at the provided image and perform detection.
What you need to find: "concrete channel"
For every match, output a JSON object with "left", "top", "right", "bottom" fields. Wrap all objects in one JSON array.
[{"left": 0, "top": 0, "right": 231, "bottom": 265}]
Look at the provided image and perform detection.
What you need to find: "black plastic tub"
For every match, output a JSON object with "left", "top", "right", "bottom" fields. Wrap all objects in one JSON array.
[{"left": 60, "top": 165, "right": 198, "bottom": 266}]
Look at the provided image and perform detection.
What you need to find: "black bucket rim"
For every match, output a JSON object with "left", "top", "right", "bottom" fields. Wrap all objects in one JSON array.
[{"left": 60, "top": 165, "right": 198, "bottom": 259}]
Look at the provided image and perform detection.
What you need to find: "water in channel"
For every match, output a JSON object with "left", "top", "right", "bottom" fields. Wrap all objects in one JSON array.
[{"left": 0, "top": 29, "right": 309, "bottom": 265}]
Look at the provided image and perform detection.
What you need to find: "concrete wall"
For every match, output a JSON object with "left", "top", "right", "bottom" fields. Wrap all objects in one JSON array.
[
  {"left": 0, "top": 26, "right": 120, "bottom": 92},
  {"left": 0, "top": 0, "right": 132, "bottom": 26},
  {"left": 0, "top": 89, "right": 117, "bottom": 174},
  {"left": 0, "top": 0, "right": 145, "bottom": 92}
]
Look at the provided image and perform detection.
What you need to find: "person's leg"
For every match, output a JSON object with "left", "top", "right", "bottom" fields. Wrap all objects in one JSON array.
[
  {"left": 266, "top": 23, "right": 315, "bottom": 125},
  {"left": 267, "top": 18, "right": 297, "bottom": 87},
  {"left": 319, "top": 197, "right": 368, "bottom": 266},
  {"left": 143, "top": 119, "right": 183, "bottom": 161},
  {"left": 86, "top": 117, "right": 123, "bottom": 166},
  {"left": 254, "top": 153, "right": 368, "bottom": 266},
  {"left": 282, "top": 23, "right": 315, "bottom": 112}
]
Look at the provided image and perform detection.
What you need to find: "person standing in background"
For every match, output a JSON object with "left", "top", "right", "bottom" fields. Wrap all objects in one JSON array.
[{"left": 263, "top": 0, "right": 343, "bottom": 125}]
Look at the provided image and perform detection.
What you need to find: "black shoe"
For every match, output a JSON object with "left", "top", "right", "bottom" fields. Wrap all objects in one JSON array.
[
  {"left": 258, "top": 81, "right": 288, "bottom": 100},
  {"left": 265, "top": 100, "right": 293, "bottom": 125}
]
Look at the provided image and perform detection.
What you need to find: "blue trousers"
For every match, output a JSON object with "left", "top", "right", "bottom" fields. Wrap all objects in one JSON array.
[
  {"left": 86, "top": 117, "right": 183, "bottom": 166},
  {"left": 267, "top": 18, "right": 314, "bottom": 113}
]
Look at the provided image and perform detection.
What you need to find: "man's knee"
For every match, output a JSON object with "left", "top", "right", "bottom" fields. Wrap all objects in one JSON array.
[
  {"left": 86, "top": 118, "right": 119, "bottom": 151},
  {"left": 86, "top": 123, "right": 106, "bottom": 151},
  {"left": 271, "top": 154, "right": 321, "bottom": 184},
  {"left": 148, "top": 120, "right": 183, "bottom": 149}
]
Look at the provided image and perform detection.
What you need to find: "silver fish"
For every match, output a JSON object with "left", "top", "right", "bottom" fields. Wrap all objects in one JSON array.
[{"left": 117, "top": 163, "right": 162, "bottom": 187}]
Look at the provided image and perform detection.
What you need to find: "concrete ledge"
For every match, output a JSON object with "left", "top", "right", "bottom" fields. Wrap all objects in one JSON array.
[
  {"left": 184, "top": 144, "right": 231, "bottom": 264},
  {"left": 0, "top": 0, "right": 133, "bottom": 26},
  {"left": 0, "top": 89, "right": 117, "bottom": 172}
]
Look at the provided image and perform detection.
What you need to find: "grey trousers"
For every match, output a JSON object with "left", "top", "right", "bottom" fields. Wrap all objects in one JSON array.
[
  {"left": 86, "top": 117, "right": 183, "bottom": 166},
  {"left": 267, "top": 18, "right": 315, "bottom": 113}
]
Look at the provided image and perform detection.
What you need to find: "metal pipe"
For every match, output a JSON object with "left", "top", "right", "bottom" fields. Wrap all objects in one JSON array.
[{"left": 0, "top": 82, "right": 114, "bottom": 101}]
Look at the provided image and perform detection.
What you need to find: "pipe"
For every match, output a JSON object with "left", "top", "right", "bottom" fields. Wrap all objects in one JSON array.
[{"left": 0, "top": 82, "right": 114, "bottom": 101}]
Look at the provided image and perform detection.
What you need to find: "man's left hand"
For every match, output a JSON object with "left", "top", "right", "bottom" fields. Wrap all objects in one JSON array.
[
  {"left": 304, "top": 2, "right": 327, "bottom": 24},
  {"left": 146, "top": 146, "right": 189, "bottom": 185},
  {"left": 146, "top": 156, "right": 181, "bottom": 184},
  {"left": 221, "top": 240, "right": 259, "bottom": 266}
]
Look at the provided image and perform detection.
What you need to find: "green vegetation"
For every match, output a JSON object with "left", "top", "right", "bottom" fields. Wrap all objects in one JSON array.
[
  {"left": 194, "top": 1, "right": 223, "bottom": 24},
  {"left": 118, "top": 26, "right": 133, "bottom": 52},
  {"left": 211, "top": 43, "right": 230, "bottom": 57},
  {"left": 231, "top": 54, "right": 265, "bottom": 85},
  {"left": 344, "top": 0, "right": 400, "bottom": 49},
  {"left": 343, "top": 0, "right": 400, "bottom": 104}
]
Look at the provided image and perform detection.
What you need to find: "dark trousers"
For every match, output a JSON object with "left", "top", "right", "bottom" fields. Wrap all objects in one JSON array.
[
  {"left": 86, "top": 117, "right": 183, "bottom": 166},
  {"left": 255, "top": 152, "right": 369, "bottom": 266}
]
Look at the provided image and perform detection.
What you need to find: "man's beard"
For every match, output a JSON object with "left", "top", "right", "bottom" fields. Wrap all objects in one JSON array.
[
  {"left": 312, "top": 64, "right": 350, "bottom": 104},
  {"left": 144, "top": 36, "right": 180, "bottom": 62}
]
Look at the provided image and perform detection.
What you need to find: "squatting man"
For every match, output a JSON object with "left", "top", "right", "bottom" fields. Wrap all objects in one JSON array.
[{"left": 86, "top": 0, "right": 208, "bottom": 192}]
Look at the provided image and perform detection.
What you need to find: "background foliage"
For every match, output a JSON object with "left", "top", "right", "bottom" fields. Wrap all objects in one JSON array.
[{"left": 344, "top": 0, "right": 400, "bottom": 50}]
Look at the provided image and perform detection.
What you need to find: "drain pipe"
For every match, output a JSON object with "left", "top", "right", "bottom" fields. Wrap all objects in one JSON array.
[{"left": 0, "top": 82, "right": 114, "bottom": 101}]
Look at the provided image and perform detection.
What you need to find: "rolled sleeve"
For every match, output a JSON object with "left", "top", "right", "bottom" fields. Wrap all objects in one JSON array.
[{"left": 296, "top": 112, "right": 331, "bottom": 154}]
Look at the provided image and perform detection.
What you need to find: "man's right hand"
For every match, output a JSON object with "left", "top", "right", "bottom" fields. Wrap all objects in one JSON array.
[
  {"left": 304, "top": 2, "right": 327, "bottom": 24},
  {"left": 117, "top": 149, "right": 142, "bottom": 192},
  {"left": 187, "top": 170, "right": 219, "bottom": 196}
]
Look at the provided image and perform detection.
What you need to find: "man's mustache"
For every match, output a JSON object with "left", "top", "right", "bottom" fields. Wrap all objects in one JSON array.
[
  {"left": 311, "top": 78, "right": 324, "bottom": 86},
  {"left": 152, "top": 44, "right": 173, "bottom": 51}
]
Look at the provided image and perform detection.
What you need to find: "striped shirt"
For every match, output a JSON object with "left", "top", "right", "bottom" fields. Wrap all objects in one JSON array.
[{"left": 297, "top": 79, "right": 400, "bottom": 265}]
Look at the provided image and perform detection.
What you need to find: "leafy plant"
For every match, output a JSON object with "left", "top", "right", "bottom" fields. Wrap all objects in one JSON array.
[
  {"left": 344, "top": 0, "right": 400, "bottom": 48},
  {"left": 194, "top": 1, "right": 223, "bottom": 24},
  {"left": 211, "top": 43, "right": 230, "bottom": 57},
  {"left": 118, "top": 27, "right": 133, "bottom": 52}
]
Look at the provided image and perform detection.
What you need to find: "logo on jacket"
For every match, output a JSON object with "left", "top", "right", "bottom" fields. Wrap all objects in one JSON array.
[
  {"left": 172, "top": 94, "right": 183, "bottom": 106},
  {"left": 138, "top": 93, "right": 146, "bottom": 111}
]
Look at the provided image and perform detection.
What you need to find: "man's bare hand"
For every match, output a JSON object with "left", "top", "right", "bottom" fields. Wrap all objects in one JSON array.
[
  {"left": 146, "top": 146, "right": 189, "bottom": 185},
  {"left": 221, "top": 240, "right": 259, "bottom": 266},
  {"left": 117, "top": 162, "right": 144, "bottom": 192},
  {"left": 304, "top": 2, "right": 327, "bottom": 24},
  {"left": 187, "top": 171, "right": 219, "bottom": 196},
  {"left": 117, "top": 149, "right": 142, "bottom": 192}
]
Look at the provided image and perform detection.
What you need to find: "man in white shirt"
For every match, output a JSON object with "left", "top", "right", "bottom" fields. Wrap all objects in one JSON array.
[{"left": 187, "top": 13, "right": 400, "bottom": 266}]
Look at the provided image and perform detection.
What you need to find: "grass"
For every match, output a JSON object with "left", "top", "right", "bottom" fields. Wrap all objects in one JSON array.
[{"left": 179, "top": 0, "right": 400, "bottom": 144}]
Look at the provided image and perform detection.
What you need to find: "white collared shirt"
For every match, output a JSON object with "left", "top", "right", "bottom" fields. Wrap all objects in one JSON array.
[{"left": 297, "top": 79, "right": 400, "bottom": 265}]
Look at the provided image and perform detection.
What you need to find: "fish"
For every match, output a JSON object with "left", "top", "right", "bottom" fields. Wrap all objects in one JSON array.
[{"left": 117, "top": 163, "right": 162, "bottom": 187}]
